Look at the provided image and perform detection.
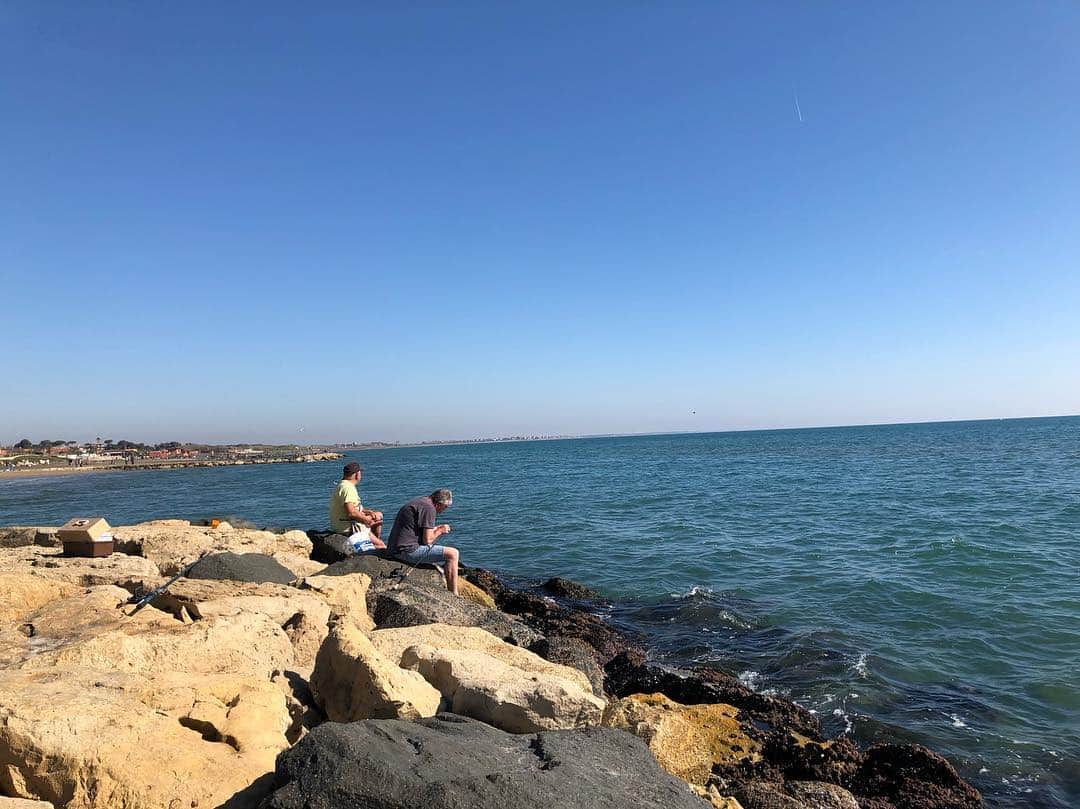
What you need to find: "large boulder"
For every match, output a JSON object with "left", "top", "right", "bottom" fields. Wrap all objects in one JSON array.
[
  {"left": 851, "top": 743, "right": 982, "bottom": 809},
  {"left": 317, "top": 553, "right": 446, "bottom": 591},
  {"left": 371, "top": 623, "right": 594, "bottom": 694},
  {"left": 0, "top": 546, "right": 161, "bottom": 592},
  {"left": 5, "top": 585, "right": 293, "bottom": 679},
  {"left": 294, "top": 573, "right": 374, "bottom": 633},
  {"left": 260, "top": 714, "right": 709, "bottom": 809},
  {"left": 602, "top": 693, "right": 762, "bottom": 786},
  {"left": 309, "top": 619, "right": 441, "bottom": 722},
  {"left": 529, "top": 635, "right": 605, "bottom": 696},
  {"left": 150, "top": 579, "right": 332, "bottom": 668},
  {"left": 111, "top": 520, "right": 312, "bottom": 575},
  {"left": 388, "top": 626, "right": 605, "bottom": 733},
  {"left": 187, "top": 552, "right": 297, "bottom": 584},
  {"left": 0, "top": 667, "right": 290, "bottom": 809},
  {"left": 369, "top": 581, "right": 541, "bottom": 648}
]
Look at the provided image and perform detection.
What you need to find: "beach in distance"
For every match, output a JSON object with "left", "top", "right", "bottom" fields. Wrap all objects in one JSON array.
[{"left": 2, "top": 415, "right": 1077, "bottom": 808}]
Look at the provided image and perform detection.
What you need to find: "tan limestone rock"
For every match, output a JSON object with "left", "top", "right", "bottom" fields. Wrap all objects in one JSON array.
[
  {"left": 150, "top": 578, "right": 331, "bottom": 668},
  {"left": 0, "top": 798, "right": 55, "bottom": 808},
  {"left": 371, "top": 623, "right": 593, "bottom": 694},
  {"left": 374, "top": 624, "right": 604, "bottom": 733},
  {"left": 0, "top": 575, "right": 80, "bottom": 624},
  {"left": 295, "top": 573, "right": 374, "bottom": 633},
  {"left": 602, "top": 693, "right": 762, "bottom": 787},
  {"left": 309, "top": 618, "right": 440, "bottom": 722},
  {"left": 0, "top": 667, "right": 290, "bottom": 809},
  {"left": 691, "top": 785, "right": 745, "bottom": 809},
  {"left": 110, "top": 521, "right": 312, "bottom": 575},
  {"left": 3, "top": 585, "right": 292, "bottom": 679},
  {"left": 0, "top": 546, "right": 162, "bottom": 591}
]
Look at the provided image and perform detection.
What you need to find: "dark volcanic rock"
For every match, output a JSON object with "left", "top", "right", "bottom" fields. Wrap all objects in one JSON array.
[
  {"left": 759, "top": 730, "right": 862, "bottom": 786},
  {"left": 541, "top": 576, "right": 601, "bottom": 601},
  {"left": 316, "top": 553, "right": 446, "bottom": 591},
  {"left": 259, "top": 714, "right": 707, "bottom": 809},
  {"left": 604, "top": 649, "right": 822, "bottom": 739},
  {"left": 371, "top": 581, "right": 541, "bottom": 648},
  {"left": 852, "top": 744, "right": 982, "bottom": 809},
  {"left": 466, "top": 578, "right": 637, "bottom": 664},
  {"left": 186, "top": 552, "right": 295, "bottom": 584},
  {"left": 529, "top": 635, "right": 606, "bottom": 696}
]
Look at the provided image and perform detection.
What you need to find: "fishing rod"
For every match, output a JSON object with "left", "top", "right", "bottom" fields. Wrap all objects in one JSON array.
[{"left": 124, "top": 552, "right": 209, "bottom": 616}]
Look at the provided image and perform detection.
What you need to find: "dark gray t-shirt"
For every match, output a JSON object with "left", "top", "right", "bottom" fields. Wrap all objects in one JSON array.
[{"left": 387, "top": 496, "right": 436, "bottom": 555}]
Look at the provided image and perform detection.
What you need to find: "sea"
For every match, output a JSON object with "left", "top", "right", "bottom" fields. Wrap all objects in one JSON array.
[{"left": 2, "top": 416, "right": 1077, "bottom": 808}]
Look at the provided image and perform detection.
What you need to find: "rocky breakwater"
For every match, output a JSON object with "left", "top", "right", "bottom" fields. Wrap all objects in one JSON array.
[{"left": 0, "top": 519, "right": 983, "bottom": 809}]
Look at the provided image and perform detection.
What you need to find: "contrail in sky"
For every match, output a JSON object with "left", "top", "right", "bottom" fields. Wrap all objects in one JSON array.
[{"left": 793, "top": 89, "right": 804, "bottom": 123}]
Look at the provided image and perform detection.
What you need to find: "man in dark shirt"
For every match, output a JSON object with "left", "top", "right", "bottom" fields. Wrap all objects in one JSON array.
[{"left": 387, "top": 489, "right": 459, "bottom": 595}]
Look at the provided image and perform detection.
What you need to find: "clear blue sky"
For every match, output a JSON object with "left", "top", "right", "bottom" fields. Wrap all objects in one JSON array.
[{"left": 3, "top": 3, "right": 1078, "bottom": 443}]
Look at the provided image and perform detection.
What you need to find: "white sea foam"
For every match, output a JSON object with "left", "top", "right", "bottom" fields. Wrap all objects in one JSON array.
[
  {"left": 833, "top": 708, "right": 854, "bottom": 734},
  {"left": 949, "top": 714, "right": 967, "bottom": 729},
  {"left": 738, "top": 670, "right": 763, "bottom": 691},
  {"left": 852, "top": 652, "right": 869, "bottom": 678}
]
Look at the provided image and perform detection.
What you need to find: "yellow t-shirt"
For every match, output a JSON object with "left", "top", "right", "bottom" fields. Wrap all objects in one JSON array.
[{"left": 329, "top": 480, "right": 361, "bottom": 533}]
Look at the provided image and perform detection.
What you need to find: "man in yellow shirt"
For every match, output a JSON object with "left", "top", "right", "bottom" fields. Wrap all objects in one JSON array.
[{"left": 329, "top": 462, "right": 385, "bottom": 553}]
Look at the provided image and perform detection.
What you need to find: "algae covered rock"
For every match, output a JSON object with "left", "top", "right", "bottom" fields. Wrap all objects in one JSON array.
[
  {"left": 602, "top": 692, "right": 761, "bottom": 786},
  {"left": 260, "top": 714, "right": 708, "bottom": 809}
]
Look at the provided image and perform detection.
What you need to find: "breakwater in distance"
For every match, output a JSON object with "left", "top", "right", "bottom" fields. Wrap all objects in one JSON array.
[{"left": 2, "top": 416, "right": 1077, "bottom": 808}]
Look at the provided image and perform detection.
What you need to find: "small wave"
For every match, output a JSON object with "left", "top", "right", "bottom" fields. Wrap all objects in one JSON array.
[
  {"left": 832, "top": 708, "right": 854, "bottom": 734},
  {"left": 671, "top": 584, "right": 712, "bottom": 600},
  {"left": 949, "top": 713, "right": 968, "bottom": 729}
]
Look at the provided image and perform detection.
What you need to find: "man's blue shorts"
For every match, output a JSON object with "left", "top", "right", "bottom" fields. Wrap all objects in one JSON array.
[{"left": 394, "top": 545, "right": 450, "bottom": 565}]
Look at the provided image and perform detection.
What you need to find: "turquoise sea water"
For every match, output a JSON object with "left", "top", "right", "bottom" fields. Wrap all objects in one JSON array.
[{"left": 2, "top": 416, "right": 1077, "bottom": 808}]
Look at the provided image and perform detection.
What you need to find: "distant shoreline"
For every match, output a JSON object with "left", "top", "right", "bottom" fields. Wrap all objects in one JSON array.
[{"left": 0, "top": 452, "right": 342, "bottom": 482}]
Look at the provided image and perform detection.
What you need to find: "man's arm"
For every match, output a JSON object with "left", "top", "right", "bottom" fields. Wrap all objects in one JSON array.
[
  {"left": 421, "top": 525, "right": 451, "bottom": 545},
  {"left": 345, "top": 501, "right": 378, "bottom": 527}
]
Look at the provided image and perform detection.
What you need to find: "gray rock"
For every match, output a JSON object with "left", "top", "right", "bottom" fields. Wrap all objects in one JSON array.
[
  {"left": 316, "top": 553, "right": 446, "bottom": 591},
  {"left": 370, "top": 581, "right": 541, "bottom": 648},
  {"left": 260, "top": 714, "right": 706, "bottom": 809},
  {"left": 186, "top": 552, "right": 296, "bottom": 584},
  {"left": 529, "top": 635, "right": 606, "bottom": 696}
]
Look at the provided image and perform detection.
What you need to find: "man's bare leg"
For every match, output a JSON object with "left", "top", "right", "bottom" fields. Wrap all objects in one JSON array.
[{"left": 444, "top": 547, "right": 460, "bottom": 596}]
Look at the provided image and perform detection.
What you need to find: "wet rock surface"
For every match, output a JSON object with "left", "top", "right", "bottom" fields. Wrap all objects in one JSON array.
[
  {"left": 464, "top": 566, "right": 639, "bottom": 665},
  {"left": 260, "top": 714, "right": 709, "bottom": 809}
]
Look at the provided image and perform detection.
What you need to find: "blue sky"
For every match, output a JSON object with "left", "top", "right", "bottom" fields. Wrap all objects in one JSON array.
[{"left": 2, "top": 3, "right": 1078, "bottom": 443}]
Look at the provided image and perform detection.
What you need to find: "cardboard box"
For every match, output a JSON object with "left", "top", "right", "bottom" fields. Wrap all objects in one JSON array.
[{"left": 59, "top": 516, "right": 114, "bottom": 557}]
